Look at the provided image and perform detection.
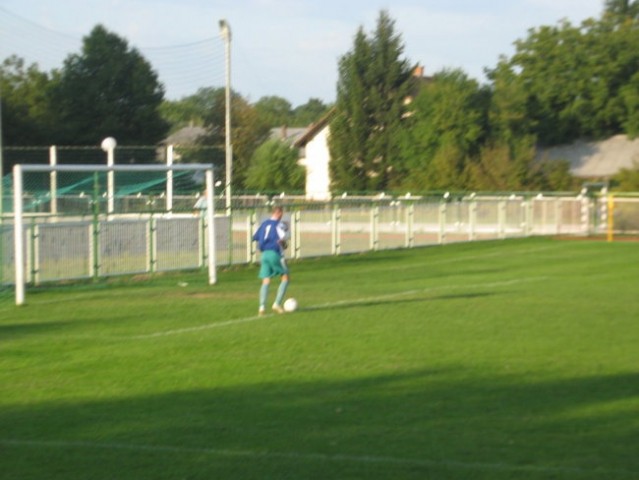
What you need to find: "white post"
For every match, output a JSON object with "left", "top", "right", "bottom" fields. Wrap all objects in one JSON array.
[
  {"left": 438, "top": 202, "right": 447, "bottom": 244},
  {"left": 246, "top": 214, "right": 254, "bottom": 264},
  {"left": 107, "top": 152, "right": 114, "bottom": 215},
  {"left": 469, "top": 201, "right": 477, "bottom": 241},
  {"left": 13, "top": 165, "right": 25, "bottom": 305},
  {"left": 49, "top": 145, "right": 58, "bottom": 215},
  {"left": 219, "top": 20, "right": 233, "bottom": 216},
  {"left": 405, "top": 203, "right": 414, "bottom": 248},
  {"left": 498, "top": 201, "right": 506, "bottom": 239},
  {"left": 294, "top": 210, "right": 301, "bottom": 259},
  {"left": 205, "top": 169, "right": 217, "bottom": 285},
  {"left": 580, "top": 192, "right": 590, "bottom": 234},
  {"left": 555, "top": 198, "right": 562, "bottom": 235},
  {"left": 101, "top": 137, "right": 117, "bottom": 215},
  {"left": 166, "top": 145, "right": 174, "bottom": 212},
  {"left": 331, "top": 206, "right": 340, "bottom": 255},
  {"left": 370, "top": 206, "right": 379, "bottom": 251}
]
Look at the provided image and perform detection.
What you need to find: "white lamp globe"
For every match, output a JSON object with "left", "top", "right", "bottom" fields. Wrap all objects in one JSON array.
[{"left": 101, "top": 137, "right": 117, "bottom": 152}]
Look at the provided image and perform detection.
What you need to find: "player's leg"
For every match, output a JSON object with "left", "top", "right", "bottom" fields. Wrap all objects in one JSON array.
[
  {"left": 273, "top": 257, "right": 289, "bottom": 312},
  {"left": 258, "top": 253, "right": 277, "bottom": 315},
  {"left": 259, "top": 278, "right": 270, "bottom": 315}
]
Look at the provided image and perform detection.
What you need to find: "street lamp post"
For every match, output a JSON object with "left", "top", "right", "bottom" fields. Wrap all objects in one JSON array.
[
  {"left": 101, "top": 137, "right": 117, "bottom": 215},
  {"left": 219, "top": 19, "right": 232, "bottom": 216}
]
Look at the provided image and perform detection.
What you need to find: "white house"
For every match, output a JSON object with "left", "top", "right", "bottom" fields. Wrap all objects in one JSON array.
[{"left": 294, "top": 110, "right": 334, "bottom": 200}]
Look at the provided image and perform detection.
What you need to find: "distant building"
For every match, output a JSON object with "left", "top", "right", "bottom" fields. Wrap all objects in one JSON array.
[
  {"left": 162, "top": 124, "right": 208, "bottom": 147},
  {"left": 540, "top": 135, "right": 639, "bottom": 180},
  {"left": 269, "top": 126, "right": 308, "bottom": 146},
  {"left": 294, "top": 109, "right": 335, "bottom": 200},
  {"left": 294, "top": 65, "right": 430, "bottom": 200}
]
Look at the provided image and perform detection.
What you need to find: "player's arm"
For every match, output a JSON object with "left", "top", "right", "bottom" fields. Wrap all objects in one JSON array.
[{"left": 277, "top": 223, "right": 288, "bottom": 250}]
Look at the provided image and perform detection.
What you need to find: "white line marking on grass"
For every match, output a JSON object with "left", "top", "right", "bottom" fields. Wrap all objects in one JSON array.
[
  {"left": 359, "top": 244, "right": 567, "bottom": 275},
  {"left": 129, "top": 277, "right": 547, "bottom": 339},
  {"left": 128, "top": 314, "right": 271, "bottom": 339},
  {"left": 1, "top": 438, "right": 631, "bottom": 476}
]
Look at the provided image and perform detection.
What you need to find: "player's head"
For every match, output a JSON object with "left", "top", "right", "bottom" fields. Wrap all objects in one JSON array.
[{"left": 272, "top": 206, "right": 283, "bottom": 220}]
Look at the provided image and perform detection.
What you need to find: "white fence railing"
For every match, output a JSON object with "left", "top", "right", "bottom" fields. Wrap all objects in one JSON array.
[{"left": 3, "top": 193, "right": 637, "bottom": 299}]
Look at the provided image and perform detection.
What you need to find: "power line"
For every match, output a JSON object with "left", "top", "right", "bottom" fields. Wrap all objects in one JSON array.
[{"left": 0, "top": 6, "right": 225, "bottom": 100}]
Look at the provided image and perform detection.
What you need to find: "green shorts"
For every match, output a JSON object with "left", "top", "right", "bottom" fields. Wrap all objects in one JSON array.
[{"left": 258, "top": 250, "right": 288, "bottom": 279}]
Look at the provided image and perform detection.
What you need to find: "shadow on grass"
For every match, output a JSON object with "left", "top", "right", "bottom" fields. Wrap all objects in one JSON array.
[
  {"left": 0, "top": 321, "right": 75, "bottom": 340},
  {"left": 300, "top": 292, "right": 499, "bottom": 312},
  {"left": 1, "top": 368, "right": 638, "bottom": 480}
]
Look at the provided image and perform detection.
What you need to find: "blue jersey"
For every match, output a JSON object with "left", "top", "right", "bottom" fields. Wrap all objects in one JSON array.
[{"left": 253, "top": 218, "right": 285, "bottom": 253}]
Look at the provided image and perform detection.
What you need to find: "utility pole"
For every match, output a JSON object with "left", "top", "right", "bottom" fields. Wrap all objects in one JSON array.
[{"left": 219, "top": 19, "right": 232, "bottom": 216}]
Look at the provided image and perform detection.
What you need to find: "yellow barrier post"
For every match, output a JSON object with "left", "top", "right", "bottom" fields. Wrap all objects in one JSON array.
[{"left": 607, "top": 194, "right": 614, "bottom": 242}]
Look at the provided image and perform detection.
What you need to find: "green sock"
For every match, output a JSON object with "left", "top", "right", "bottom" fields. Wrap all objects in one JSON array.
[
  {"left": 259, "top": 283, "right": 269, "bottom": 308},
  {"left": 274, "top": 280, "right": 289, "bottom": 306}
]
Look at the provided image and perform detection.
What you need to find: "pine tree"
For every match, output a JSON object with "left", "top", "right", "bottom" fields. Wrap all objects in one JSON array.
[{"left": 329, "top": 11, "right": 414, "bottom": 192}]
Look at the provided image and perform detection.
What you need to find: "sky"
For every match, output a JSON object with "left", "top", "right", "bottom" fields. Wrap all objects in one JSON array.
[{"left": 0, "top": 0, "right": 605, "bottom": 107}]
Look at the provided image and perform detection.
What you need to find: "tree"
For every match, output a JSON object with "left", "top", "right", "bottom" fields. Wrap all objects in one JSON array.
[
  {"left": 620, "top": 71, "right": 639, "bottom": 136},
  {"left": 245, "top": 139, "right": 304, "bottom": 192},
  {"left": 329, "top": 10, "right": 414, "bottom": 192},
  {"left": 291, "top": 98, "right": 331, "bottom": 126},
  {"left": 0, "top": 56, "right": 54, "bottom": 146},
  {"left": 603, "top": 0, "right": 639, "bottom": 19},
  {"left": 492, "top": 13, "right": 639, "bottom": 146},
  {"left": 612, "top": 162, "right": 639, "bottom": 190},
  {"left": 50, "top": 25, "right": 168, "bottom": 148},
  {"left": 485, "top": 59, "right": 536, "bottom": 145},
  {"left": 160, "top": 87, "right": 221, "bottom": 133},
  {"left": 398, "top": 69, "right": 488, "bottom": 191},
  {"left": 254, "top": 96, "right": 292, "bottom": 128},
  {"left": 198, "top": 89, "right": 270, "bottom": 190}
]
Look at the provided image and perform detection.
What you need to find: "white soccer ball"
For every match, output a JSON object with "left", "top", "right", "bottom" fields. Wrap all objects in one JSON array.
[{"left": 283, "top": 298, "right": 298, "bottom": 312}]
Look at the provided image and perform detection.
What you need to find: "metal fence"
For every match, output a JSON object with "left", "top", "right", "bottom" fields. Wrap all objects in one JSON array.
[{"left": 3, "top": 191, "right": 638, "bottom": 296}]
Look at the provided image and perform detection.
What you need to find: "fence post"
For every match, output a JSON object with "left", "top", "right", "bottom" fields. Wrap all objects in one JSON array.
[
  {"left": 370, "top": 205, "right": 379, "bottom": 251},
  {"left": 91, "top": 172, "right": 100, "bottom": 280},
  {"left": 148, "top": 214, "right": 157, "bottom": 273},
  {"left": 523, "top": 199, "right": 531, "bottom": 237},
  {"left": 498, "top": 201, "right": 506, "bottom": 239},
  {"left": 555, "top": 199, "right": 562, "bottom": 235},
  {"left": 49, "top": 145, "right": 58, "bottom": 215},
  {"left": 331, "top": 205, "right": 340, "bottom": 255},
  {"left": 580, "top": 194, "right": 590, "bottom": 235},
  {"left": 405, "top": 203, "right": 414, "bottom": 248},
  {"left": 607, "top": 194, "right": 615, "bottom": 242},
  {"left": 293, "top": 210, "right": 301, "bottom": 259},
  {"left": 13, "top": 164, "right": 25, "bottom": 305},
  {"left": 31, "top": 220, "right": 39, "bottom": 285},
  {"left": 166, "top": 145, "right": 174, "bottom": 213},
  {"left": 469, "top": 200, "right": 476, "bottom": 241},
  {"left": 438, "top": 202, "right": 447, "bottom": 244},
  {"left": 247, "top": 212, "right": 255, "bottom": 264}
]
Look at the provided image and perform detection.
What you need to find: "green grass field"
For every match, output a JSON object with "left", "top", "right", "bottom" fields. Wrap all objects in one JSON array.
[{"left": 1, "top": 237, "right": 638, "bottom": 479}]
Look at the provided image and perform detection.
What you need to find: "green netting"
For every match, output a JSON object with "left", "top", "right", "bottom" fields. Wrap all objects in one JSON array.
[{"left": 11, "top": 169, "right": 207, "bottom": 215}]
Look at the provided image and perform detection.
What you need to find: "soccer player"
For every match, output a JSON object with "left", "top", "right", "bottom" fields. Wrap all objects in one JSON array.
[{"left": 253, "top": 206, "right": 290, "bottom": 315}]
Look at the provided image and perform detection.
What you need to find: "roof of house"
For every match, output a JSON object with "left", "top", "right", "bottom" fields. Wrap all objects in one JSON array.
[
  {"left": 540, "top": 135, "right": 639, "bottom": 178},
  {"left": 162, "top": 125, "right": 208, "bottom": 146},
  {"left": 292, "top": 66, "right": 431, "bottom": 148},
  {"left": 269, "top": 126, "right": 308, "bottom": 145},
  {"left": 293, "top": 108, "right": 336, "bottom": 148}
]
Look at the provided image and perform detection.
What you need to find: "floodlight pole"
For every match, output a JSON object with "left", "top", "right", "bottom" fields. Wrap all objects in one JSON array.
[{"left": 219, "top": 19, "right": 233, "bottom": 216}]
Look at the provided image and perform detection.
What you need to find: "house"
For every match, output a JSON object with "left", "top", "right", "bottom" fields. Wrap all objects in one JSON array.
[
  {"left": 293, "top": 109, "right": 335, "bottom": 200},
  {"left": 540, "top": 135, "right": 639, "bottom": 180},
  {"left": 294, "top": 65, "right": 430, "bottom": 200},
  {"left": 162, "top": 124, "right": 208, "bottom": 147},
  {"left": 269, "top": 126, "right": 307, "bottom": 145}
]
